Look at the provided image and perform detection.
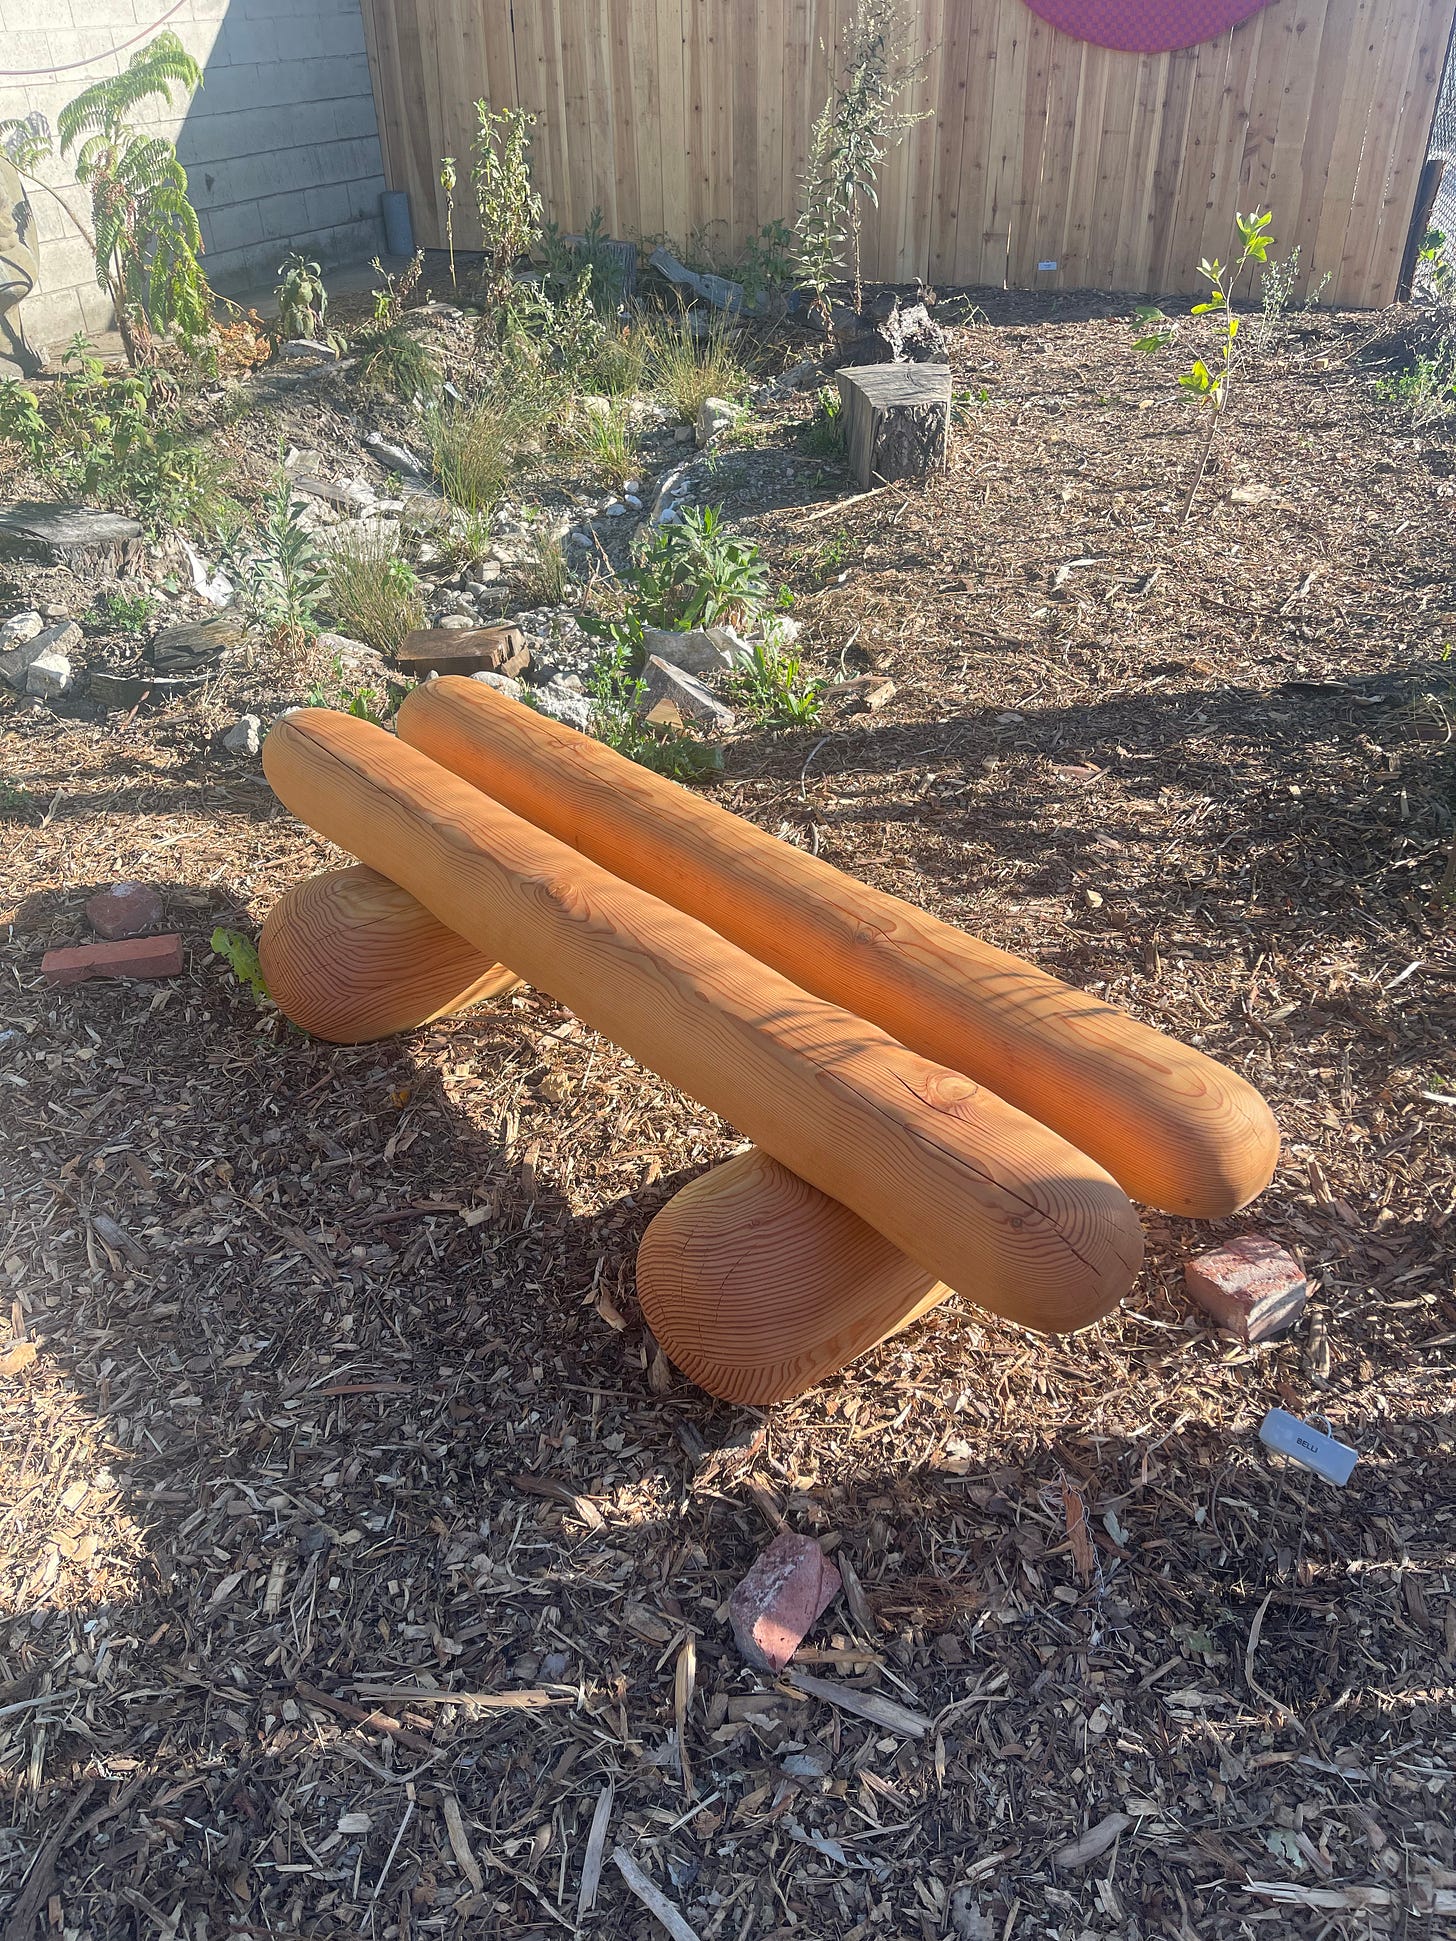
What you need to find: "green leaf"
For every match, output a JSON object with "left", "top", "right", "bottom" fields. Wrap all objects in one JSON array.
[
  {"left": 1133, "top": 331, "right": 1175, "bottom": 352},
  {"left": 211, "top": 927, "right": 268, "bottom": 1000},
  {"left": 1190, "top": 301, "right": 1219, "bottom": 315}
]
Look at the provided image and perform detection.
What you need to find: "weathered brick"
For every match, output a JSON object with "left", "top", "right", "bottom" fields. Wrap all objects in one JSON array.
[
  {"left": 730, "top": 1532, "right": 841, "bottom": 1674},
  {"left": 43, "top": 935, "right": 184, "bottom": 987},
  {"left": 85, "top": 883, "right": 166, "bottom": 941},
  {"left": 1185, "top": 1235, "right": 1306, "bottom": 1342}
]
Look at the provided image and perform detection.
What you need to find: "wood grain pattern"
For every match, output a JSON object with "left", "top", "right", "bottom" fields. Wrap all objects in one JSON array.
[
  {"left": 354, "top": 0, "right": 1456, "bottom": 305},
  {"left": 397, "top": 678, "right": 1278, "bottom": 1217},
  {"left": 639, "top": 1147, "right": 951, "bottom": 1402},
  {"left": 259, "top": 865, "right": 518, "bottom": 1043},
  {"left": 264, "top": 710, "right": 1143, "bottom": 1333}
]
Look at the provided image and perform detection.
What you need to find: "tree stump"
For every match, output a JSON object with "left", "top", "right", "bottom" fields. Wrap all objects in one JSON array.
[
  {"left": 0, "top": 501, "right": 146, "bottom": 571},
  {"left": 837, "top": 364, "right": 951, "bottom": 489}
]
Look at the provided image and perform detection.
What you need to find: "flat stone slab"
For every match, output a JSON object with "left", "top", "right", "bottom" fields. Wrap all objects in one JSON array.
[
  {"left": 0, "top": 501, "right": 145, "bottom": 563},
  {"left": 147, "top": 614, "right": 247, "bottom": 674}
]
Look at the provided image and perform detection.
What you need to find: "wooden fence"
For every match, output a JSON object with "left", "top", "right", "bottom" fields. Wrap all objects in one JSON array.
[{"left": 359, "top": 0, "right": 1456, "bottom": 307}]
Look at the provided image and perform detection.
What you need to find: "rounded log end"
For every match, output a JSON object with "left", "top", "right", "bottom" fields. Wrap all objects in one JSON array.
[
  {"left": 638, "top": 1149, "right": 952, "bottom": 1404},
  {"left": 259, "top": 864, "right": 518, "bottom": 1043}
]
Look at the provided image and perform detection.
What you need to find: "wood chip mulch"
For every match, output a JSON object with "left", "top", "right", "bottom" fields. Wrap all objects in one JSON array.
[{"left": 2, "top": 291, "right": 1454, "bottom": 1940}]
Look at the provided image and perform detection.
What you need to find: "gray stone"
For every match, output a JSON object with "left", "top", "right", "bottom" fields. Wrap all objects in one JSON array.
[
  {"left": 278, "top": 338, "right": 340, "bottom": 362},
  {"left": 704, "top": 624, "right": 754, "bottom": 667},
  {"left": 470, "top": 670, "right": 524, "bottom": 702},
  {"left": 649, "top": 456, "right": 702, "bottom": 526},
  {"left": 436, "top": 613, "right": 477, "bottom": 630},
  {"left": 364, "top": 432, "right": 427, "bottom": 477},
  {"left": 641, "top": 626, "right": 732, "bottom": 677},
  {"left": 1, "top": 610, "right": 43, "bottom": 647},
  {"left": 648, "top": 246, "right": 744, "bottom": 314},
  {"left": 533, "top": 684, "right": 593, "bottom": 732},
  {"left": 25, "top": 648, "right": 74, "bottom": 697},
  {"left": 637, "top": 655, "right": 734, "bottom": 730},
  {"left": 290, "top": 472, "right": 375, "bottom": 512},
  {"left": 223, "top": 714, "right": 263, "bottom": 756},
  {"left": 3, "top": 619, "right": 81, "bottom": 690},
  {"left": 695, "top": 396, "right": 737, "bottom": 447}
]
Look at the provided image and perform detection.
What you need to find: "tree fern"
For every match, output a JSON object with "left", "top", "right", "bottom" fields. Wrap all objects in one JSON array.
[{"left": 21, "top": 31, "right": 209, "bottom": 364}]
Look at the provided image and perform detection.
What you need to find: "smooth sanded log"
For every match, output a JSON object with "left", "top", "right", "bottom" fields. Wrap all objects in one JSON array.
[
  {"left": 639, "top": 1147, "right": 952, "bottom": 1403},
  {"left": 259, "top": 864, "right": 519, "bottom": 1042},
  {"left": 396, "top": 678, "right": 1278, "bottom": 1217},
  {"left": 264, "top": 710, "right": 1143, "bottom": 1333}
]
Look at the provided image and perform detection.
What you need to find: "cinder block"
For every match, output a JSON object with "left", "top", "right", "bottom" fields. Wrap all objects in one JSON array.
[
  {"left": 255, "top": 187, "right": 312, "bottom": 242},
  {"left": 1185, "top": 1234, "right": 1307, "bottom": 1342},
  {"left": 329, "top": 94, "right": 382, "bottom": 142},
  {"left": 205, "top": 197, "right": 265, "bottom": 254},
  {"left": 188, "top": 62, "right": 262, "bottom": 117},
  {"left": 303, "top": 180, "right": 354, "bottom": 230}
]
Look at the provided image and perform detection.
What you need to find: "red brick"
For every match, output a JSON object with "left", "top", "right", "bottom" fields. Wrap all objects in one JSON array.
[
  {"left": 730, "top": 1532, "right": 841, "bottom": 1673},
  {"left": 1185, "top": 1234, "right": 1306, "bottom": 1342},
  {"left": 43, "top": 935, "right": 184, "bottom": 986},
  {"left": 85, "top": 882, "right": 165, "bottom": 940}
]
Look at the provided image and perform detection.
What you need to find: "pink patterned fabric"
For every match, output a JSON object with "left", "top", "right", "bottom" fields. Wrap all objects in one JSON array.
[{"left": 1021, "top": 0, "right": 1276, "bottom": 53}]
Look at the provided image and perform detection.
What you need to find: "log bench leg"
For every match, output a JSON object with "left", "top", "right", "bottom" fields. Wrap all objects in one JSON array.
[
  {"left": 259, "top": 864, "right": 519, "bottom": 1043},
  {"left": 637, "top": 1147, "right": 954, "bottom": 1404}
]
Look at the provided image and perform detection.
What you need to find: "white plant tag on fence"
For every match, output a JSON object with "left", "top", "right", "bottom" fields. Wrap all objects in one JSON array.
[{"left": 1258, "top": 1408, "right": 1358, "bottom": 1486}]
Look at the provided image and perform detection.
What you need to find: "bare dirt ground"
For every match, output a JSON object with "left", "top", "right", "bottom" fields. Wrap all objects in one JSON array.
[{"left": 2, "top": 291, "right": 1455, "bottom": 1941}]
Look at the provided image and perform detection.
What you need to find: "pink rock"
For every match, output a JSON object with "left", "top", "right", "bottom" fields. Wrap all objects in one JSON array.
[
  {"left": 43, "top": 934, "right": 184, "bottom": 986},
  {"left": 730, "top": 1532, "right": 841, "bottom": 1673},
  {"left": 85, "top": 882, "right": 165, "bottom": 940},
  {"left": 1185, "top": 1234, "right": 1306, "bottom": 1342}
]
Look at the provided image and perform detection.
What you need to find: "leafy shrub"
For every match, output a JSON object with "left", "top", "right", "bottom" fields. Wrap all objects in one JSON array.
[
  {"left": 541, "top": 207, "right": 629, "bottom": 317},
  {"left": 305, "top": 654, "right": 405, "bottom": 724},
  {"left": 1133, "top": 208, "right": 1273, "bottom": 517},
  {"left": 794, "top": 0, "right": 932, "bottom": 318},
  {"left": 1374, "top": 351, "right": 1456, "bottom": 426},
  {"left": 327, "top": 524, "right": 425, "bottom": 657},
  {"left": 587, "top": 641, "right": 723, "bottom": 783},
  {"left": 728, "top": 634, "right": 821, "bottom": 728},
  {"left": 1, "top": 32, "right": 209, "bottom": 364},
  {"left": 353, "top": 252, "right": 438, "bottom": 398},
  {"left": 637, "top": 506, "right": 771, "bottom": 630},
  {"left": 801, "top": 384, "right": 845, "bottom": 457},
  {"left": 85, "top": 589, "right": 154, "bottom": 633},
  {"left": 274, "top": 252, "right": 330, "bottom": 343},
  {"left": 0, "top": 337, "right": 223, "bottom": 530},
  {"left": 472, "top": 104, "right": 542, "bottom": 319},
  {"left": 219, "top": 476, "right": 327, "bottom": 661}
]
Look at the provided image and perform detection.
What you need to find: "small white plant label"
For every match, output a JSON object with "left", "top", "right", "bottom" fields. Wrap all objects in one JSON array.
[
  {"left": 1038, "top": 260, "right": 1058, "bottom": 272},
  {"left": 1258, "top": 1407, "right": 1357, "bottom": 1486}
]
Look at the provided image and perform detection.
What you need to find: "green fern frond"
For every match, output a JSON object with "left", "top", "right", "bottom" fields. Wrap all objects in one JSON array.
[{"left": 57, "top": 31, "right": 201, "bottom": 154}]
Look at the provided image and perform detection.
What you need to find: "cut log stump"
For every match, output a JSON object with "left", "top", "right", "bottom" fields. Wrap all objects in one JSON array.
[
  {"left": 837, "top": 363, "right": 951, "bottom": 489},
  {"left": 393, "top": 626, "right": 528, "bottom": 680}
]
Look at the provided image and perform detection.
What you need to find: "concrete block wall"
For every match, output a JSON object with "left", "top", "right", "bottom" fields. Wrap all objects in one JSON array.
[{"left": 1, "top": 0, "right": 387, "bottom": 355}]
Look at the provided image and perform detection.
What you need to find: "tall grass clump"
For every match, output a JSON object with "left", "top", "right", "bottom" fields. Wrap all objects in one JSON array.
[
  {"left": 569, "top": 396, "right": 638, "bottom": 489},
  {"left": 643, "top": 307, "right": 750, "bottom": 424},
  {"left": 426, "top": 382, "right": 542, "bottom": 522},
  {"left": 327, "top": 524, "right": 426, "bottom": 657}
]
